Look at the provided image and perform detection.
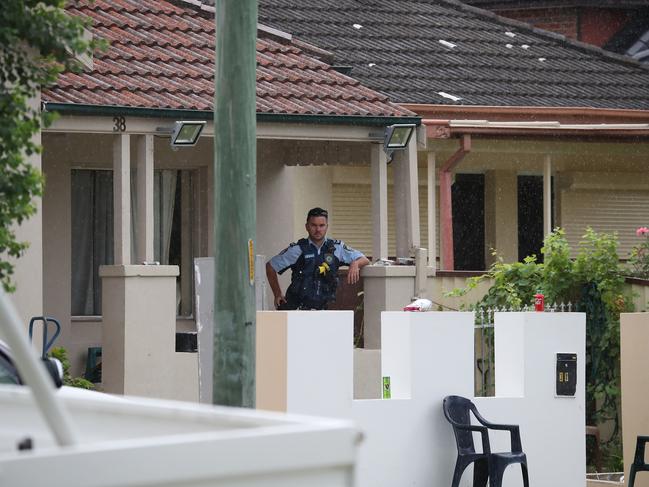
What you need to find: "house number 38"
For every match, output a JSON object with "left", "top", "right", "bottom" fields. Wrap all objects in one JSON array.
[{"left": 113, "top": 116, "right": 126, "bottom": 132}]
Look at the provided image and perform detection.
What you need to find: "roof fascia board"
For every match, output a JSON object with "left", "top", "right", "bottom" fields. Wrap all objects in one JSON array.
[
  {"left": 403, "top": 103, "right": 649, "bottom": 123},
  {"left": 445, "top": 127, "right": 649, "bottom": 138},
  {"left": 43, "top": 103, "right": 420, "bottom": 130},
  {"left": 425, "top": 122, "right": 649, "bottom": 139},
  {"left": 46, "top": 115, "right": 215, "bottom": 136},
  {"left": 44, "top": 114, "right": 404, "bottom": 143}
]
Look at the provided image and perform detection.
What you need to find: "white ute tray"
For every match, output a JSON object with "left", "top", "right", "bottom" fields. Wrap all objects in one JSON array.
[{"left": 0, "top": 385, "right": 358, "bottom": 487}]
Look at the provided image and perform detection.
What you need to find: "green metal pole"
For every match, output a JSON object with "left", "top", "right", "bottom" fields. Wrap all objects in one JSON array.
[{"left": 213, "top": 0, "right": 257, "bottom": 407}]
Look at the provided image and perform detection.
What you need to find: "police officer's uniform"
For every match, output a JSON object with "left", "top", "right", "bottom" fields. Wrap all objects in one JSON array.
[{"left": 269, "top": 237, "right": 364, "bottom": 310}]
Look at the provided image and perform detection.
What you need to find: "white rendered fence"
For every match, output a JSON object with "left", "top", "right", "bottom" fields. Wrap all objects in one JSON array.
[{"left": 256, "top": 310, "right": 586, "bottom": 487}]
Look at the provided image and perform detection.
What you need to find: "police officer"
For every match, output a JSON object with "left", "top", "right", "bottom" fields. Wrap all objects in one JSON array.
[{"left": 266, "top": 207, "right": 369, "bottom": 310}]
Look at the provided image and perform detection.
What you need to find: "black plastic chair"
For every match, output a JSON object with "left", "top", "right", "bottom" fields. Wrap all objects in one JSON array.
[
  {"left": 443, "top": 395, "right": 529, "bottom": 487},
  {"left": 629, "top": 436, "right": 649, "bottom": 487}
]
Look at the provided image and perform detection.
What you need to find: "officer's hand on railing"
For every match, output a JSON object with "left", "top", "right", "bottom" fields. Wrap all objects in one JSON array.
[
  {"left": 274, "top": 295, "right": 287, "bottom": 309},
  {"left": 347, "top": 263, "right": 360, "bottom": 285}
]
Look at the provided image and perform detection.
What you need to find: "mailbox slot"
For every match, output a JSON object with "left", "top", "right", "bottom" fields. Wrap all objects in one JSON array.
[{"left": 556, "top": 353, "right": 577, "bottom": 397}]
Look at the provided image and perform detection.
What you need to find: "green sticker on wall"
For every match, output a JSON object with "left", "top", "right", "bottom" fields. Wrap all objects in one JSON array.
[{"left": 382, "top": 376, "right": 391, "bottom": 399}]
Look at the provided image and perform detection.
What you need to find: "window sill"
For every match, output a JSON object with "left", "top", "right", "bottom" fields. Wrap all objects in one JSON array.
[
  {"left": 71, "top": 315, "right": 196, "bottom": 325},
  {"left": 71, "top": 315, "right": 102, "bottom": 322}
]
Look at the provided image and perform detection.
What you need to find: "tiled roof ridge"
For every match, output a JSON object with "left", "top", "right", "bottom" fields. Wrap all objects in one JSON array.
[
  {"left": 436, "top": 0, "right": 649, "bottom": 72},
  {"left": 173, "top": 0, "right": 341, "bottom": 66},
  {"left": 287, "top": 38, "right": 336, "bottom": 65},
  {"left": 170, "top": 0, "right": 340, "bottom": 65}
]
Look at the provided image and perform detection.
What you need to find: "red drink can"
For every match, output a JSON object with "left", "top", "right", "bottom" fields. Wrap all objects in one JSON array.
[{"left": 534, "top": 293, "right": 544, "bottom": 312}]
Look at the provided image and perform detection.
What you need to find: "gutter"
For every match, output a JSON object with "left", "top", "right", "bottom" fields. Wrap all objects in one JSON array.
[
  {"left": 42, "top": 103, "right": 421, "bottom": 127},
  {"left": 403, "top": 104, "right": 649, "bottom": 122},
  {"left": 423, "top": 119, "right": 649, "bottom": 139}
]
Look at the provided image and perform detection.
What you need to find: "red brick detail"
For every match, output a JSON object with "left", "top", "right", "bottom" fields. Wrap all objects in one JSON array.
[
  {"left": 494, "top": 6, "right": 631, "bottom": 46},
  {"left": 496, "top": 8, "right": 579, "bottom": 40},
  {"left": 580, "top": 8, "right": 629, "bottom": 47}
]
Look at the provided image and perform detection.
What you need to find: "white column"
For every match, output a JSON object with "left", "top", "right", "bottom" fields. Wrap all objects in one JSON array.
[
  {"left": 100, "top": 265, "right": 182, "bottom": 399},
  {"left": 393, "top": 154, "right": 408, "bottom": 258},
  {"left": 136, "top": 134, "right": 154, "bottom": 263},
  {"left": 371, "top": 144, "right": 388, "bottom": 261},
  {"left": 544, "top": 154, "right": 552, "bottom": 237},
  {"left": 394, "top": 136, "right": 421, "bottom": 256},
  {"left": 113, "top": 134, "right": 131, "bottom": 264},
  {"left": 427, "top": 152, "right": 436, "bottom": 271}
]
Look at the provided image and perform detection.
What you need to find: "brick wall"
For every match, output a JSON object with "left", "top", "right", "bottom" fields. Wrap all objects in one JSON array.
[
  {"left": 493, "top": 7, "right": 630, "bottom": 47},
  {"left": 579, "top": 7, "right": 629, "bottom": 47},
  {"left": 497, "top": 7, "right": 579, "bottom": 39}
]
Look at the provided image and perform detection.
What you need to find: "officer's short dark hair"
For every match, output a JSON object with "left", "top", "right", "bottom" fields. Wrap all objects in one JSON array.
[{"left": 307, "top": 207, "right": 328, "bottom": 221}]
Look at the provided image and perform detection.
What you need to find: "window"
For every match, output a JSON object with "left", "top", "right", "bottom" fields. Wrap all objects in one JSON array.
[
  {"left": 71, "top": 170, "right": 114, "bottom": 316},
  {"left": 71, "top": 169, "right": 195, "bottom": 317}
]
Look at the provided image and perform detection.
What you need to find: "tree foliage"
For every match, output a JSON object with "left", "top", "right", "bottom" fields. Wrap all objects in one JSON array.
[{"left": 0, "top": 1, "right": 101, "bottom": 291}]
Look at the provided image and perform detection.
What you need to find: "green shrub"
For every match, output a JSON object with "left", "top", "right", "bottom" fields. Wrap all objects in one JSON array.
[
  {"left": 448, "top": 227, "right": 633, "bottom": 469},
  {"left": 49, "top": 346, "right": 94, "bottom": 390}
]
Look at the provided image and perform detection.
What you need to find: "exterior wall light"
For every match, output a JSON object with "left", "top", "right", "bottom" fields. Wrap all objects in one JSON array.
[
  {"left": 384, "top": 123, "right": 415, "bottom": 151},
  {"left": 369, "top": 123, "right": 416, "bottom": 163},
  {"left": 156, "top": 121, "right": 206, "bottom": 147},
  {"left": 170, "top": 121, "right": 206, "bottom": 147},
  {"left": 382, "top": 123, "right": 416, "bottom": 163}
]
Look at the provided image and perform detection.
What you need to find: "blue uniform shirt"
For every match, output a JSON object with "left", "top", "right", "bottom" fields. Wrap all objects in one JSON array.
[{"left": 269, "top": 237, "right": 364, "bottom": 274}]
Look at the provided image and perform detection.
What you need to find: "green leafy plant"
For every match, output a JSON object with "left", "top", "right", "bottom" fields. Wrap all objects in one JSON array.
[
  {"left": 49, "top": 346, "right": 94, "bottom": 390},
  {"left": 0, "top": 1, "right": 104, "bottom": 291},
  {"left": 601, "top": 441, "right": 624, "bottom": 473},
  {"left": 448, "top": 227, "right": 632, "bottom": 470},
  {"left": 446, "top": 254, "right": 541, "bottom": 310}
]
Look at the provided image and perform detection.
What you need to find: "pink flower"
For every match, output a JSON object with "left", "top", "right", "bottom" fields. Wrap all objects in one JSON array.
[{"left": 637, "top": 227, "right": 649, "bottom": 237}]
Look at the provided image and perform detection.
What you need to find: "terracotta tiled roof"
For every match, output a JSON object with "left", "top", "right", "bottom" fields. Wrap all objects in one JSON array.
[
  {"left": 258, "top": 0, "right": 649, "bottom": 109},
  {"left": 42, "top": 0, "right": 416, "bottom": 119}
]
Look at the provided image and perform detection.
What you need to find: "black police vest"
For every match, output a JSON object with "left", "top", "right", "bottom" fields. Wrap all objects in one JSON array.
[{"left": 286, "top": 238, "right": 341, "bottom": 308}]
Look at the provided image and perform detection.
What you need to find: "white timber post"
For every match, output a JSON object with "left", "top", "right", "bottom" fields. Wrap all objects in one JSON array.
[
  {"left": 371, "top": 144, "right": 388, "bottom": 262},
  {"left": 136, "top": 134, "right": 154, "bottom": 263},
  {"left": 113, "top": 134, "right": 131, "bottom": 264},
  {"left": 427, "top": 152, "right": 436, "bottom": 271},
  {"left": 544, "top": 154, "right": 552, "bottom": 237}
]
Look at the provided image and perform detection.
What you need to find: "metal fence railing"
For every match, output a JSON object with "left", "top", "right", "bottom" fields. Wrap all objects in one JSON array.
[{"left": 474, "top": 302, "right": 574, "bottom": 397}]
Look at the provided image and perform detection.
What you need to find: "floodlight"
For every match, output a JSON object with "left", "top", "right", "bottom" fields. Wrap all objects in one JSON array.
[
  {"left": 169, "top": 121, "right": 206, "bottom": 147},
  {"left": 383, "top": 124, "right": 415, "bottom": 151}
]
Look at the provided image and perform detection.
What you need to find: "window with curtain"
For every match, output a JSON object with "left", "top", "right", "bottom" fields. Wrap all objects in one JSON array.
[
  {"left": 71, "top": 170, "right": 114, "bottom": 316},
  {"left": 71, "top": 169, "right": 194, "bottom": 317}
]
